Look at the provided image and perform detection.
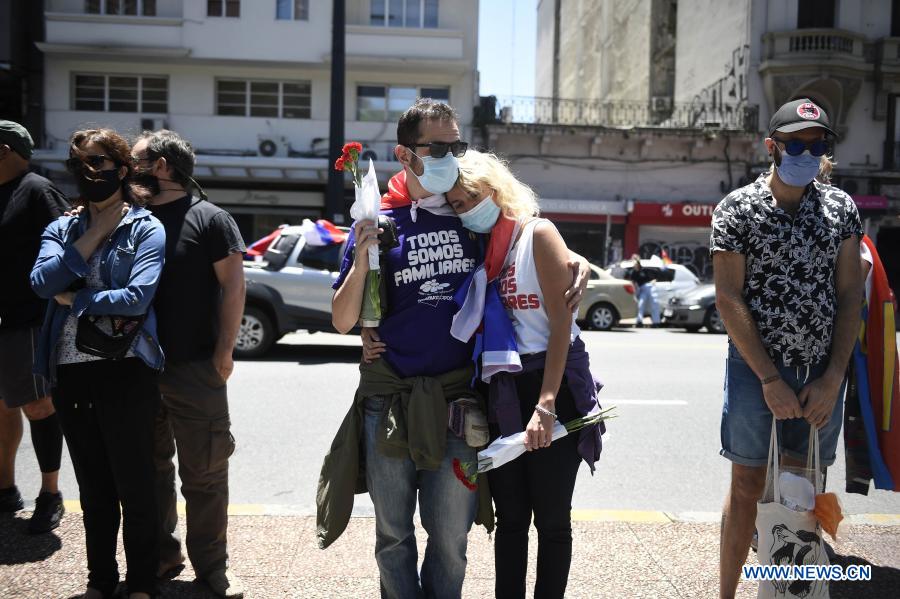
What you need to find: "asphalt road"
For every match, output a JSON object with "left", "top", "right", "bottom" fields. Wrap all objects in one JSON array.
[{"left": 12, "top": 328, "right": 900, "bottom": 517}]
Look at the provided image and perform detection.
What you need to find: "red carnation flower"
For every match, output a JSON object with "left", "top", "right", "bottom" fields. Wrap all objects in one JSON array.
[{"left": 334, "top": 156, "right": 346, "bottom": 171}]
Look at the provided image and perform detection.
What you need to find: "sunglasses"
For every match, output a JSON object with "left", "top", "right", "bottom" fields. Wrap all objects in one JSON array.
[
  {"left": 772, "top": 138, "right": 832, "bottom": 157},
  {"left": 406, "top": 140, "right": 468, "bottom": 159},
  {"left": 65, "top": 154, "right": 117, "bottom": 172}
]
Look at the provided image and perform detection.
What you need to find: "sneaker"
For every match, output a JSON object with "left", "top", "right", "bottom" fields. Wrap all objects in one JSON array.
[
  {"left": 204, "top": 568, "right": 245, "bottom": 598},
  {"left": 28, "top": 491, "right": 64, "bottom": 533},
  {"left": 0, "top": 486, "right": 24, "bottom": 512}
]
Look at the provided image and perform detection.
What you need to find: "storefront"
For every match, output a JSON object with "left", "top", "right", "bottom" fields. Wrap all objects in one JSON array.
[
  {"left": 624, "top": 201, "right": 717, "bottom": 280},
  {"left": 539, "top": 198, "right": 627, "bottom": 266}
]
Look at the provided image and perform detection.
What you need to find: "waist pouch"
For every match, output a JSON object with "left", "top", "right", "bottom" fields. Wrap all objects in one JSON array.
[{"left": 75, "top": 314, "right": 146, "bottom": 359}]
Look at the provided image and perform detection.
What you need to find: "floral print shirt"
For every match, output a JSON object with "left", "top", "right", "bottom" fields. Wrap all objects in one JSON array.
[{"left": 710, "top": 175, "right": 862, "bottom": 366}]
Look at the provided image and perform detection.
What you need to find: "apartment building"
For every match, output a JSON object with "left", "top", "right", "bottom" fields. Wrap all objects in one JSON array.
[{"left": 31, "top": 0, "right": 479, "bottom": 240}]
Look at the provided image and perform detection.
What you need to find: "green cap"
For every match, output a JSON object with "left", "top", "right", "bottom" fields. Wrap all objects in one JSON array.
[{"left": 0, "top": 120, "right": 35, "bottom": 159}]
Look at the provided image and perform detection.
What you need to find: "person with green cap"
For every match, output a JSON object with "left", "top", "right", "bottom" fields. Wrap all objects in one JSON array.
[{"left": 0, "top": 119, "right": 70, "bottom": 533}]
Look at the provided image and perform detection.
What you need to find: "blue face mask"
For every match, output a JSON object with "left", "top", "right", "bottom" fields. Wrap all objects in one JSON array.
[
  {"left": 459, "top": 195, "right": 501, "bottom": 233},
  {"left": 413, "top": 153, "right": 459, "bottom": 195},
  {"left": 775, "top": 148, "right": 820, "bottom": 188}
]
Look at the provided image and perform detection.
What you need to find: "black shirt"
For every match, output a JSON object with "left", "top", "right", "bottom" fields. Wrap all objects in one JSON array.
[
  {"left": 710, "top": 175, "right": 862, "bottom": 366},
  {"left": 0, "top": 172, "right": 70, "bottom": 329},
  {"left": 629, "top": 268, "right": 656, "bottom": 287},
  {"left": 148, "top": 195, "right": 246, "bottom": 362}
]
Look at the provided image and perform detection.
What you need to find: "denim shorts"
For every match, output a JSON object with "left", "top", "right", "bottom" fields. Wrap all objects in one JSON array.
[{"left": 720, "top": 342, "right": 845, "bottom": 467}]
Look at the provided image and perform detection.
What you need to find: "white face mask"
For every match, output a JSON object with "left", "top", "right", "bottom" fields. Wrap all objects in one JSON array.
[
  {"left": 411, "top": 153, "right": 460, "bottom": 195},
  {"left": 458, "top": 195, "right": 501, "bottom": 233}
]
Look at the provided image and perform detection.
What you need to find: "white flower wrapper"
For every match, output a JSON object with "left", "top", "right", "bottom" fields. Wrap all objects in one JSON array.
[
  {"left": 348, "top": 159, "right": 381, "bottom": 271},
  {"left": 477, "top": 420, "right": 569, "bottom": 473}
]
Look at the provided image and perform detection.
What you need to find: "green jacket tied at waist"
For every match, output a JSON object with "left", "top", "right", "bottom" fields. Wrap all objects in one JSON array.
[{"left": 316, "top": 358, "right": 494, "bottom": 549}]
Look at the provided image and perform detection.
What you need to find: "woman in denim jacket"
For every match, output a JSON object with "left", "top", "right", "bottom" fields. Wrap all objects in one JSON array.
[{"left": 30, "top": 129, "right": 165, "bottom": 599}]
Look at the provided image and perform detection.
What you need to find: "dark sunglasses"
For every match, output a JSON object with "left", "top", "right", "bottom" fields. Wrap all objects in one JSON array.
[
  {"left": 772, "top": 137, "right": 832, "bottom": 157},
  {"left": 65, "top": 154, "right": 117, "bottom": 172},
  {"left": 406, "top": 140, "right": 468, "bottom": 159}
]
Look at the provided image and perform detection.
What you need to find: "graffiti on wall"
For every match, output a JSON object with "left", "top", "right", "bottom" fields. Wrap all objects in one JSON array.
[
  {"left": 638, "top": 239, "right": 712, "bottom": 280},
  {"left": 689, "top": 44, "right": 751, "bottom": 128}
]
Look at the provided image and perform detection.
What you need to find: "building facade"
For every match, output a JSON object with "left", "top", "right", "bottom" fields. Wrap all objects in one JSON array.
[
  {"left": 489, "top": 0, "right": 900, "bottom": 287},
  {"left": 31, "top": 0, "right": 479, "bottom": 241}
]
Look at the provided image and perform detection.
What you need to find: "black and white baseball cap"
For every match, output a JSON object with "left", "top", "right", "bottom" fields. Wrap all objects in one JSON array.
[{"left": 768, "top": 99, "right": 836, "bottom": 138}]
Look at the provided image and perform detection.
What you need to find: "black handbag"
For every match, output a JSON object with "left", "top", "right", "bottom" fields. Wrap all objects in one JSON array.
[{"left": 75, "top": 314, "right": 146, "bottom": 360}]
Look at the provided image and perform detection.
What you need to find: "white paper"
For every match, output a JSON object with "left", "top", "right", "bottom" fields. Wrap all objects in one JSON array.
[
  {"left": 477, "top": 420, "right": 569, "bottom": 473},
  {"left": 348, "top": 159, "right": 381, "bottom": 271}
]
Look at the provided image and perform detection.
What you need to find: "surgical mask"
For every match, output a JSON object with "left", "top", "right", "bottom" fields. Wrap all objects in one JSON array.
[
  {"left": 411, "top": 153, "right": 459, "bottom": 195},
  {"left": 774, "top": 147, "right": 820, "bottom": 188},
  {"left": 77, "top": 169, "right": 122, "bottom": 203},
  {"left": 459, "top": 195, "right": 501, "bottom": 233}
]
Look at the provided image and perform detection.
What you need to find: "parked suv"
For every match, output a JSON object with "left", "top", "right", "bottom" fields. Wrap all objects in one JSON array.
[{"left": 237, "top": 225, "right": 349, "bottom": 358}]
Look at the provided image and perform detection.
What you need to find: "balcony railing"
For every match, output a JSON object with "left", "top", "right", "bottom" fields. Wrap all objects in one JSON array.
[
  {"left": 477, "top": 96, "right": 759, "bottom": 133},
  {"left": 763, "top": 28, "right": 867, "bottom": 62}
]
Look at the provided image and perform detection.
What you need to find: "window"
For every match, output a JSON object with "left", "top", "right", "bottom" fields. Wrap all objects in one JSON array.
[
  {"left": 357, "top": 85, "right": 449, "bottom": 121},
  {"left": 276, "top": 0, "right": 308, "bottom": 20},
  {"left": 84, "top": 0, "right": 156, "bottom": 16},
  {"left": 797, "top": 0, "right": 835, "bottom": 29},
  {"left": 73, "top": 74, "right": 168, "bottom": 113},
  {"left": 208, "top": 0, "right": 240, "bottom": 17},
  {"left": 216, "top": 80, "right": 311, "bottom": 118},
  {"left": 371, "top": 0, "right": 437, "bottom": 28},
  {"left": 297, "top": 243, "right": 344, "bottom": 271}
]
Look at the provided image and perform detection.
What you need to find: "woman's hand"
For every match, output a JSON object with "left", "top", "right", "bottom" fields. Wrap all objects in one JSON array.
[
  {"left": 524, "top": 407, "right": 555, "bottom": 451},
  {"left": 360, "top": 327, "right": 387, "bottom": 363},
  {"left": 352, "top": 219, "right": 382, "bottom": 273},
  {"left": 54, "top": 291, "right": 75, "bottom": 306}
]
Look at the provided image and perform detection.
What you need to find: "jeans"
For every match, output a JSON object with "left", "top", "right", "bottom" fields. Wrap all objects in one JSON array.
[
  {"left": 54, "top": 358, "right": 160, "bottom": 597},
  {"left": 488, "top": 369, "right": 582, "bottom": 599},
  {"left": 636, "top": 283, "right": 660, "bottom": 324},
  {"left": 364, "top": 396, "right": 478, "bottom": 599}
]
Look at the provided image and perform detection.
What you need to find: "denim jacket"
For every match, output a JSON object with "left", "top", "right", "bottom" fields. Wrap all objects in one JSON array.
[{"left": 30, "top": 205, "right": 166, "bottom": 384}]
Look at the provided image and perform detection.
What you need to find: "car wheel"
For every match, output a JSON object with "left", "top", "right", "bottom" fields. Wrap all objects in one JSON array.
[
  {"left": 704, "top": 306, "right": 726, "bottom": 334},
  {"left": 234, "top": 305, "right": 276, "bottom": 358},
  {"left": 587, "top": 303, "right": 618, "bottom": 331}
]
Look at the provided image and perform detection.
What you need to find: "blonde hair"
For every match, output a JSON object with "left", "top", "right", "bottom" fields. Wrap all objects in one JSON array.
[{"left": 456, "top": 150, "right": 540, "bottom": 220}]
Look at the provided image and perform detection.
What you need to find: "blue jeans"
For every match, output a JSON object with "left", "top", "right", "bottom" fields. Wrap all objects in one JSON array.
[
  {"left": 720, "top": 342, "right": 845, "bottom": 467},
  {"left": 364, "top": 396, "right": 478, "bottom": 599},
  {"left": 636, "top": 284, "right": 660, "bottom": 324}
]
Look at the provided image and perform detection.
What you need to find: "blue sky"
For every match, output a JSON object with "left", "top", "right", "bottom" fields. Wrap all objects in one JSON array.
[{"left": 477, "top": 0, "right": 537, "bottom": 98}]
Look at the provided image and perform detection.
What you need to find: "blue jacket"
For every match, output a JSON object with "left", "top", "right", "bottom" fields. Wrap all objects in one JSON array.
[{"left": 30, "top": 205, "right": 166, "bottom": 383}]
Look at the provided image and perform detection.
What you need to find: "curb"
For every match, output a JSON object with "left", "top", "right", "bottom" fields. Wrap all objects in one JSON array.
[{"left": 55, "top": 501, "right": 900, "bottom": 526}]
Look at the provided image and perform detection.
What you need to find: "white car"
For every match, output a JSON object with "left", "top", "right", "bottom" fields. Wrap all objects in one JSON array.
[{"left": 608, "top": 260, "right": 701, "bottom": 307}]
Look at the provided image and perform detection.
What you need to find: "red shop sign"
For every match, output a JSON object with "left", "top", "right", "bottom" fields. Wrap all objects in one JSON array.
[
  {"left": 852, "top": 195, "right": 889, "bottom": 210},
  {"left": 630, "top": 201, "right": 716, "bottom": 225}
]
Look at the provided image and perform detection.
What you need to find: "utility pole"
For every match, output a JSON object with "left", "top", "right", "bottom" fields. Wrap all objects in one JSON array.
[{"left": 325, "top": 0, "right": 346, "bottom": 223}]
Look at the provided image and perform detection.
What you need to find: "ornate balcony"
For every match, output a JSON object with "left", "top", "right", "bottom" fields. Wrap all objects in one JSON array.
[
  {"left": 478, "top": 96, "right": 758, "bottom": 132},
  {"left": 759, "top": 29, "right": 874, "bottom": 136}
]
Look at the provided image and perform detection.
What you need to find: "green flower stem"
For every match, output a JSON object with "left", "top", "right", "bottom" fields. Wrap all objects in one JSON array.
[{"left": 359, "top": 269, "right": 382, "bottom": 327}]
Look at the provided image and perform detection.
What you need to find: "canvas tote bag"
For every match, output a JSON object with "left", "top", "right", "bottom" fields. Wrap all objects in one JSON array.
[{"left": 756, "top": 420, "right": 829, "bottom": 599}]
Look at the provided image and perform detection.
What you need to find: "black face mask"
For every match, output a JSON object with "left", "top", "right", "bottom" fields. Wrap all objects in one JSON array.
[
  {"left": 131, "top": 168, "right": 161, "bottom": 196},
  {"left": 77, "top": 169, "right": 121, "bottom": 203}
]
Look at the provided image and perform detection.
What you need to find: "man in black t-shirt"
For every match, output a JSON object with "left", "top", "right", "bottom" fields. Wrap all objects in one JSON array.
[
  {"left": 131, "top": 130, "right": 246, "bottom": 599},
  {"left": 627, "top": 255, "right": 661, "bottom": 327},
  {"left": 0, "top": 120, "right": 69, "bottom": 533}
]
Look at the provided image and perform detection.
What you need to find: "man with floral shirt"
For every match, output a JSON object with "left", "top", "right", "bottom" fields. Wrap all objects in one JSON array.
[{"left": 711, "top": 99, "right": 863, "bottom": 599}]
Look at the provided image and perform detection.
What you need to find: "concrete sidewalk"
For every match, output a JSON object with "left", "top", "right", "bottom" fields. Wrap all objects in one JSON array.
[{"left": 1, "top": 509, "right": 899, "bottom": 598}]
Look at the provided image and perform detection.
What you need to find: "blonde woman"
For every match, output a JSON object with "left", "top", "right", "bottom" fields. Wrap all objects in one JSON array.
[{"left": 446, "top": 150, "right": 605, "bottom": 599}]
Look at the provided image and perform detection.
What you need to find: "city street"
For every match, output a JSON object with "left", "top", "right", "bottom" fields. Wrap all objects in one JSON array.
[{"left": 13, "top": 327, "right": 900, "bottom": 517}]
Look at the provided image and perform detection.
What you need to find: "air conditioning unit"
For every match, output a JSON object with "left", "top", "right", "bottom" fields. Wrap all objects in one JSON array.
[
  {"left": 140, "top": 117, "right": 168, "bottom": 132},
  {"left": 651, "top": 96, "right": 673, "bottom": 112},
  {"left": 837, "top": 176, "right": 869, "bottom": 195}
]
